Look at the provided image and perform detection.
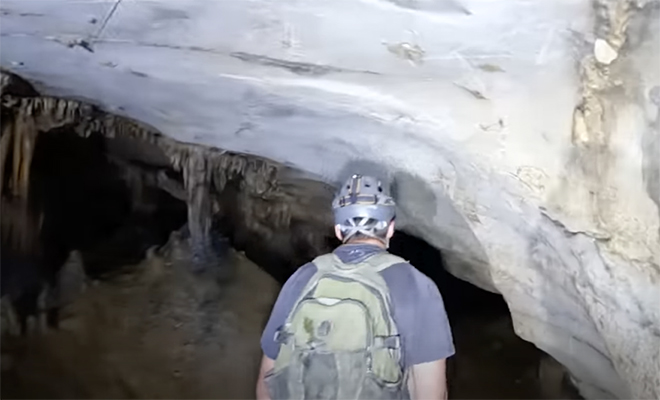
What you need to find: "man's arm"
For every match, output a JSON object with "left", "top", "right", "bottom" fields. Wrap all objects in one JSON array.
[
  {"left": 256, "top": 355, "right": 275, "bottom": 400},
  {"left": 384, "top": 265, "right": 454, "bottom": 400},
  {"left": 256, "top": 263, "right": 316, "bottom": 400},
  {"left": 407, "top": 358, "right": 448, "bottom": 400}
]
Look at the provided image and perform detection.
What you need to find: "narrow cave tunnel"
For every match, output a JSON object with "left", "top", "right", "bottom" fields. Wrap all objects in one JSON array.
[{"left": 2, "top": 124, "right": 580, "bottom": 400}]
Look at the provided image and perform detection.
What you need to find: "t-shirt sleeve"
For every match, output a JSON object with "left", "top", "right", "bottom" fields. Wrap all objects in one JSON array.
[
  {"left": 407, "top": 274, "right": 455, "bottom": 365},
  {"left": 383, "top": 264, "right": 455, "bottom": 367},
  {"left": 260, "top": 263, "right": 316, "bottom": 360}
]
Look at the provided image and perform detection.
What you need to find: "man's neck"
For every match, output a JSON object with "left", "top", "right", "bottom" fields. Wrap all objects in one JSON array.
[{"left": 344, "top": 238, "right": 387, "bottom": 249}]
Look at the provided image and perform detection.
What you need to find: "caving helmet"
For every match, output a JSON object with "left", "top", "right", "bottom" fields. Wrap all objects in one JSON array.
[{"left": 332, "top": 174, "right": 396, "bottom": 244}]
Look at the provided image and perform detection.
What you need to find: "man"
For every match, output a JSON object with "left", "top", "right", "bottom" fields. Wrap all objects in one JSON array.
[{"left": 257, "top": 174, "right": 455, "bottom": 400}]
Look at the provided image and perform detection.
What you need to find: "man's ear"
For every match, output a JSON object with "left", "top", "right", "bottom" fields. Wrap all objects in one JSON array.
[
  {"left": 386, "top": 220, "right": 395, "bottom": 240},
  {"left": 334, "top": 225, "right": 344, "bottom": 242}
]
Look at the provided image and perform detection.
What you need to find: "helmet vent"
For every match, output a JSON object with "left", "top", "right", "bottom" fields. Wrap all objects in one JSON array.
[{"left": 332, "top": 174, "right": 396, "bottom": 227}]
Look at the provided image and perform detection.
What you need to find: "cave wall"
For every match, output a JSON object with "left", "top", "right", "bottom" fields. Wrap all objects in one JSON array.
[{"left": 1, "top": 0, "right": 659, "bottom": 398}]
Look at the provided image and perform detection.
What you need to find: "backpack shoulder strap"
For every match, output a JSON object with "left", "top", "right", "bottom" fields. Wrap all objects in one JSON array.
[
  {"left": 309, "top": 251, "right": 407, "bottom": 313},
  {"left": 360, "top": 252, "right": 408, "bottom": 272},
  {"left": 312, "top": 252, "right": 408, "bottom": 273},
  {"left": 311, "top": 253, "right": 341, "bottom": 273},
  {"left": 286, "top": 254, "right": 337, "bottom": 314}
]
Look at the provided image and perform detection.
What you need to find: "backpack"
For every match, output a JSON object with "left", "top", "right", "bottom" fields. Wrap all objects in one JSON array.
[{"left": 264, "top": 251, "right": 410, "bottom": 400}]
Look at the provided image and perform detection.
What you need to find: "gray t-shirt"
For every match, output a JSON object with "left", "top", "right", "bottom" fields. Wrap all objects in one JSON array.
[{"left": 260, "top": 243, "right": 455, "bottom": 368}]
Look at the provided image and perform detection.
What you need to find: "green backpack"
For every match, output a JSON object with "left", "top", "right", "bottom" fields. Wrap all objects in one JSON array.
[{"left": 265, "top": 252, "right": 410, "bottom": 400}]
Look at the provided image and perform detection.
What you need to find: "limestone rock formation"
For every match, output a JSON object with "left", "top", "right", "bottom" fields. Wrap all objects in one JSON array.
[
  {"left": 1, "top": 0, "right": 659, "bottom": 398},
  {"left": 0, "top": 74, "right": 336, "bottom": 277}
]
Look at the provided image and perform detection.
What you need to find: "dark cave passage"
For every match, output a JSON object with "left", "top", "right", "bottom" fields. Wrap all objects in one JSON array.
[
  {"left": 1, "top": 127, "right": 188, "bottom": 290},
  {"left": 388, "top": 232, "right": 550, "bottom": 399},
  {"left": 389, "top": 233, "right": 581, "bottom": 399},
  {"left": 389, "top": 231, "right": 509, "bottom": 320},
  {"left": 31, "top": 128, "right": 187, "bottom": 279}
]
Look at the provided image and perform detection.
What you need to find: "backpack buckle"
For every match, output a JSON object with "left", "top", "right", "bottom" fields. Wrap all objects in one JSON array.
[
  {"left": 374, "top": 335, "right": 401, "bottom": 349},
  {"left": 274, "top": 327, "right": 293, "bottom": 344}
]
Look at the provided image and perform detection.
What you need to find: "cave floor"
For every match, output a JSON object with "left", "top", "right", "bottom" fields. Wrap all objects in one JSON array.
[
  {"left": 450, "top": 314, "right": 550, "bottom": 399},
  {"left": 1, "top": 234, "right": 577, "bottom": 399},
  {"left": 1, "top": 233, "right": 280, "bottom": 399}
]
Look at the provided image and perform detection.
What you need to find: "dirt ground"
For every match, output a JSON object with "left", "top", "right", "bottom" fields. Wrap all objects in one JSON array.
[
  {"left": 1, "top": 232, "right": 280, "bottom": 399},
  {"left": 447, "top": 313, "right": 581, "bottom": 400},
  {"left": 1, "top": 232, "right": 580, "bottom": 399}
]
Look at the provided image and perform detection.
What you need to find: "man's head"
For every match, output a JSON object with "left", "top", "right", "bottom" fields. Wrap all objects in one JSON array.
[{"left": 332, "top": 174, "right": 396, "bottom": 248}]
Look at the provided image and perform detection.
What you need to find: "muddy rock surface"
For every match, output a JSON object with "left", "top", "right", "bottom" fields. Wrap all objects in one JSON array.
[{"left": 1, "top": 233, "right": 280, "bottom": 399}]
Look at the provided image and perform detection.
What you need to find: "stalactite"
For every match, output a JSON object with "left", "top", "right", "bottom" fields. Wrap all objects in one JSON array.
[
  {"left": 10, "top": 117, "right": 22, "bottom": 196},
  {"left": 0, "top": 92, "right": 98, "bottom": 258},
  {"left": 0, "top": 73, "right": 336, "bottom": 270},
  {"left": 0, "top": 121, "right": 13, "bottom": 196},
  {"left": 182, "top": 147, "right": 216, "bottom": 271},
  {"left": 0, "top": 97, "right": 44, "bottom": 257},
  {"left": 10, "top": 111, "right": 38, "bottom": 199}
]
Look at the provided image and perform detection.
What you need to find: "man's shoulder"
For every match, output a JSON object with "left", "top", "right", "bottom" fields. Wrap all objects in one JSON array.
[
  {"left": 297, "top": 261, "right": 319, "bottom": 274},
  {"left": 290, "top": 252, "right": 437, "bottom": 295},
  {"left": 281, "top": 261, "right": 318, "bottom": 290},
  {"left": 381, "top": 259, "right": 439, "bottom": 298}
]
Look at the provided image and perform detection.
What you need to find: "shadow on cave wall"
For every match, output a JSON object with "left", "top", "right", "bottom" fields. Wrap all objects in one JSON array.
[{"left": 389, "top": 231, "right": 508, "bottom": 319}]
